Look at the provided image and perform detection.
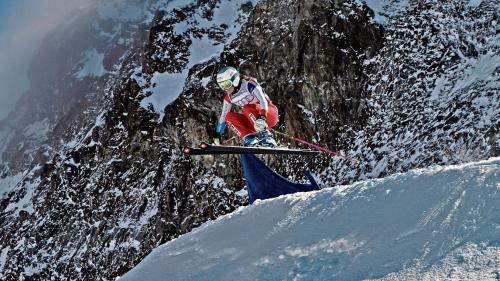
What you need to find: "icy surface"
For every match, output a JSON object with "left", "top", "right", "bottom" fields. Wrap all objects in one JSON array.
[
  {"left": 4, "top": 175, "right": 39, "bottom": 215},
  {"left": 97, "top": 0, "right": 144, "bottom": 22},
  {"left": 0, "top": 247, "right": 9, "bottom": 273},
  {"left": 140, "top": 71, "right": 187, "bottom": 112},
  {"left": 356, "top": 0, "right": 410, "bottom": 24},
  {"left": 467, "top": 0, "right": 483, "bottom": 7},
  {"left": 121, "top": 158, "right": 500, "bottom": 281},
  {"left": 0, "top": 172, "right": 24, "bottom": 198},
  {"left": 75, "top": 48, "right": 107, "bottom": 79},
  {"left": 22, "top": 118, "right": 51, "bottom": 140}
]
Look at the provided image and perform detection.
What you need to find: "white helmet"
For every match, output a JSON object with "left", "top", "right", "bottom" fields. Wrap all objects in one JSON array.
[{"left": 216, "top": 67, "right": 240, "bottom": 90}]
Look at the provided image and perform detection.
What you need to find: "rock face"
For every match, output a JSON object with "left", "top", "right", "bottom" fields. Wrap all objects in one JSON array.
[
  {"left": 222, "top": 0, "right": 383, "bottom": 176},
  {"left": 326, "top": 0, "right": 499, "bottom": 184},
  {"left": 0, "top": 1, "right": 254, "bottom": 280},
  {"left": 0, "top": 0, "right": 498, "bottom": 280}
]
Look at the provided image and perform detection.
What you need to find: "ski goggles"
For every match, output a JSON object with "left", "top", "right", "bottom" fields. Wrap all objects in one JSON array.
[{"left": 217, "top": 80, "right": 233, "bottom": 90}]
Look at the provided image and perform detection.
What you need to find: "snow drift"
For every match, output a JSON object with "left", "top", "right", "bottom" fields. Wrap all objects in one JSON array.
[{"left": 121, "top": 158, "right": 500, "bottom": 281}]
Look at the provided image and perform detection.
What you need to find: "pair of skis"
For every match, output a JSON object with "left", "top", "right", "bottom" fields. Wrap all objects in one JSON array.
[{"left": 183, "top": 142, "right": 319, "bottom": 156}]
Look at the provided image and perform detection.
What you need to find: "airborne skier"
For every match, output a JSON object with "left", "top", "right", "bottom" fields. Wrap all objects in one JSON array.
[
  {"left": 185, "top": 66, "right": 356, "bottom": 159},
  {"left": 213, "top": 66, "right": 278, "bottom": 147}
]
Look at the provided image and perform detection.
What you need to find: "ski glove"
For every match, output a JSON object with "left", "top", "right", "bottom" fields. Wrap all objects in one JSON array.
[
  {"left": 254, "top": 115, "right": 268, "bottom": 133},
  {"left": 213, "top": 132, "right": 222, "bottom": 145}
]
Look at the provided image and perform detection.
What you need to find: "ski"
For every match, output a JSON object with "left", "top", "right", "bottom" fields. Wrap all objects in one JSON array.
[{"left": 182, "top": 142, "right": 319, "bottom": 156}]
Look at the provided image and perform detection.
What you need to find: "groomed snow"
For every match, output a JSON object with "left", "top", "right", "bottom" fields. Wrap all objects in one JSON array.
[{"left": 121, "top": 158, "right": 500, "bottom": 281}]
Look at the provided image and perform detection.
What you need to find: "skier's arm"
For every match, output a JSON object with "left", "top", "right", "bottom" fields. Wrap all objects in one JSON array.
[
  {"left": 250, "top": 83, "right": 269, "bottom": 117},
  {"left": 248, "top": 82, "right": 270, "bottom": 131},
  {"left": 215, "top": 95, "right": 232, "bottom": 142}
]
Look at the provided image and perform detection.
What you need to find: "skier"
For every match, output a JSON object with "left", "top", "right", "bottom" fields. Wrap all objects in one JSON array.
[{"left": 213, "top": 66, "right": 278, "bottom": 147}]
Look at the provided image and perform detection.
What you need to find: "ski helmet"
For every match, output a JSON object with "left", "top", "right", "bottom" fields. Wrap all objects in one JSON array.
[{"left": 216, "top": 67, "right": 240, "bottom": 90}]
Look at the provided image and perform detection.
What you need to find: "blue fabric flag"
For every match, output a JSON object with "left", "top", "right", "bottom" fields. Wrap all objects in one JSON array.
[{"left": 241, "top": 154, "right": 320, "bottom": 203}]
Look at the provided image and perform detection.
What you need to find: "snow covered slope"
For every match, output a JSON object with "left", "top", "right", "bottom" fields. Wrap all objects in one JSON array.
[{"left": 121, "top": 158, "right": 500, "bottom": 281}]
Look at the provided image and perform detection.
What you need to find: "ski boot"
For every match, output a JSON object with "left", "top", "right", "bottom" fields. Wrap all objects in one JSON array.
[
  {"left": 243, "top": 134, "right": 259, "bottom": 147},
  {"left": 257, "top": 129, "right": 277, "bottom": 147}
]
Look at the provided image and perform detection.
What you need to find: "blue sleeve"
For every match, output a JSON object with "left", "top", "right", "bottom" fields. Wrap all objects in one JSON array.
[
  {"left": 216, "top": 96, "right": 231, "bottom": 135},
  {"left": 216, "top": 122, "right": 227, "bottom": 135}
]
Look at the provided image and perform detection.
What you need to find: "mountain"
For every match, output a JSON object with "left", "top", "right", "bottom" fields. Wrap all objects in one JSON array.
[
  {"left": 0, "top": 0, "right": 498, "bottom": 280},
  {"left": 1, "top": 0, "right": 258, "bottom": 279},
  {"left": 328, "top": 0, "right": 499, "bottom": 183},
  {"left": 120, "top": 158, "right": 500, "bottom": 281}
]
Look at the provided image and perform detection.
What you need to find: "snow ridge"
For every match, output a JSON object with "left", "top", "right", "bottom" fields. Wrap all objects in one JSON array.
[{"left": 121, "top": 158, "right": 500, "bottom": 281}]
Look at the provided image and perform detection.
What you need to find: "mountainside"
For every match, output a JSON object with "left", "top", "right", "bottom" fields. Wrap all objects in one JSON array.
[
  {"left": 327, "top": 0, "right": 499, "bottom": 184},
  {"left": 1, "top": 0, "right": 258, "bottom": 279},
  {"left": 121, "top": 158, "right": 500, "bottom": 281},
  {"left": 0, "top": 0, "right": 498, "bottom": 280},
  {"left": 0, "top": 0, "right": 153, "bottom": 192}
]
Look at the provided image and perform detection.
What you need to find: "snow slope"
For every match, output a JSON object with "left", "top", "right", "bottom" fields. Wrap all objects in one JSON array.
[{"left": 121, "top": 158, "right": 500, "bottom": 281}]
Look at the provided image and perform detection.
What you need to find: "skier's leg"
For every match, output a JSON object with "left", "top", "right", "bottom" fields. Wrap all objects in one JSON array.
[
  {"left": 242, "top": 104, "right": 278, "bottom": 147},
  {"left": 242, "top": 103, "right": 279, "bottom": 127},
  {"left": 265, "top": 103, "right": 279, "bottom": 128},
  {"left": 225, "top": 112, "right": 259, "bottom": 146}
]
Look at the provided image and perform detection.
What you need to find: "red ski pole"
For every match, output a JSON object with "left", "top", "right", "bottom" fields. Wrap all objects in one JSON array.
[{"left": 273, "top": 130, "right": 361, "bottom": 164}]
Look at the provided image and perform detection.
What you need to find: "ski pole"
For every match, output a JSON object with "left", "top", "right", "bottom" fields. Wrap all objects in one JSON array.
[
  {"left": 220, "top": 136, "right": 236, "bottom": 144},
  {"left": 222, "top": 135, "right": 237, "bottom": 145},
  {"left": 272, "top": 130, "right": 361, "bottom": 164}
]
